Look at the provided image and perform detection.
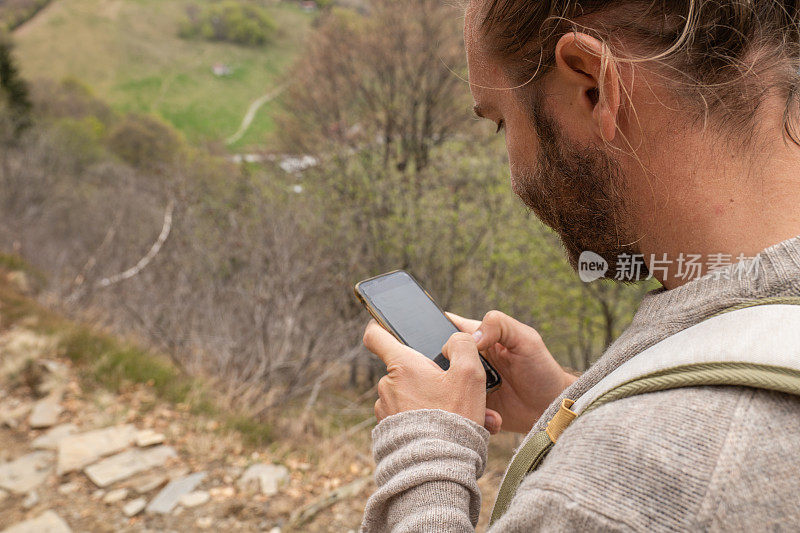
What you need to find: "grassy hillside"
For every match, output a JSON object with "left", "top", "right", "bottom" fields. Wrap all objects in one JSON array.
[{"left": 12, "top": 0, "right": 314, "bottom": 150}]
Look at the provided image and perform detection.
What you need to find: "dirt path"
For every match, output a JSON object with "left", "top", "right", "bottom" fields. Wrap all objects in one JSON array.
[
  {"left": 225, "top": 85, "right": 286, "bottom": 146},
  {"left": 11, "top": 0, "right": 60, "bottom": 38}
]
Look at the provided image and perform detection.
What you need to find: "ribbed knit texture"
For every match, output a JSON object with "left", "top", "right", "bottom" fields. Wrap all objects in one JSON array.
[{"left": 360, "top": 235, "right": 800, "bottom": 532}]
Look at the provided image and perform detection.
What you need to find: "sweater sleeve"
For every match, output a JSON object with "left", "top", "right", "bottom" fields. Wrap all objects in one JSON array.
[{"left": 360, "top": 409, "right": 489, "bottom": 533}]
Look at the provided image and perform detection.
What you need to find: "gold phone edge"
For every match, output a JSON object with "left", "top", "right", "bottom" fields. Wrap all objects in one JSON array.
[{"left": 354, "top": 272, "right": 502, "bottom": 393}]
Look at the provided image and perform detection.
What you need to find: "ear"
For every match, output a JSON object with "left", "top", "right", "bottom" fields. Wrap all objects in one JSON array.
[{"left": 553, "top": 32, "right": 621, "bottom": 142}]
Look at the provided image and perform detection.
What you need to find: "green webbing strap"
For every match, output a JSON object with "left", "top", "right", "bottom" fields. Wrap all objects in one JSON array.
[
  {"left": 489, "top": 297, "right": 800, "bottom": 526},
  {"left": 490, "top": 362, "right": 800, "bottom": 525},
  {"left": 584, "top": 363, "right": 800, "bottom": 415},
  {"left": 709, "top": 296, "right": 800, "bottom": 316},
  {"left": 489, "top": 430, "right": 553, "bottom": 524}
]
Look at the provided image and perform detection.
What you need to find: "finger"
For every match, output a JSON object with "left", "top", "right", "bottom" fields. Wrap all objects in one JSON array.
[
  {"left": 445, "top": 312, "right": 481, "bottom": 334},
  {"left": 474, "top": 310, "right": 543, "bottom": 353},
  {"left": 362, "top": 320, "right": 419, "bottom": 367},
  {"left": 441, "top": 332, "right": 484, "bottom": 380},
  {"left": 377, "top": 375, "right": 389, "bottom": 400},
  {"left": 374, "top": 398, "right": 385, "bottom": 421},
  {"left": 484, "top": 408, "right": 502, "bottom": 435}
]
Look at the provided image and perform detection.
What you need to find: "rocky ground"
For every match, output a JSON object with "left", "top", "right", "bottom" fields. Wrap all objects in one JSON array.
[
  {"left": 0, "top": 323, "right": 373, "bottom": 532},
  {"left": 0, "top": 271, "right": 519, "bottom": 532}
]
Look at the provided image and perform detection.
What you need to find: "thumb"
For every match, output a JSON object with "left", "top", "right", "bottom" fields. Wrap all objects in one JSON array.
[
  {"left": 484, "top": 408, "right": 502, "bottom": 434},
  {"left": 441, "top": 332, "right": 485, "bottom": 382},
  {"left": 474, "top": 310, "right": 542, "bottom": 353},
  {"left": 445, "top": 311, "right": 481, "bottom": 334}
]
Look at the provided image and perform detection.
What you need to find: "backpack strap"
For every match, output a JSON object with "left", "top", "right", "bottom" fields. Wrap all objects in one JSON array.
[{"left": 490, "top": 299, "right": 800, "bottom": 525}]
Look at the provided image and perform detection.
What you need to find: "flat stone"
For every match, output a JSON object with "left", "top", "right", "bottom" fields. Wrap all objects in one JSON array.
[
  {"left": 0, "top": 510, "right": 71, "bottom": 533},
  {"left": 196, "top": 516, "right": 213, "bottom": 529},
  {"left": 238, "top": 463, "right": 289, "bottom": 496},
  {"left": 129, "top": 472, "right": 168, "bottom": 494},
  {"left": 29, "top": 395, "right": 63, "bottom": 429},
  {"left": 57, "top": 481, "right": 81, "bottom": 495},
  {"left": 22, "top": 490, "right": 39, "bottom": 509},
  {"left": 0, "top": 328, "right": 55, "bottom": 377},
  {"left": 123, "top": 497, "right": 147, "bottom": 517},
  {"left": 84, "top": 446, "right": 177, "bottom": 488},
  {"left": 90, "top": 489, "right": 105, "bottom": 500},
  {"left": 6, "top": 271, "right": 30, "bottom": 293},
  {"left": 0, "top": 451, "right": 54, "bottom": 494},
  {"left": 146, "top": 472, "right": 206, "bottom": 514},
  {"left": 36, "top": 360, "right": 69, "bottom": 396},
  {"left": 57, "top": 425, "right": 137, "bottom": 474},
  {"left": 209, "top": 486, "right": 235, "bottom": 499},
  {"left": 0, "top": 402, "right": 31, "bottom": 429},
  {"left": 135, "top": 429, "right": 165, "bottom": 447},
  {"left": 33, "top": 424, "right": 78, "bottom": 450},
  {"left": 103, "top": 487, "right": 128, "bottom": 504},
  {"left": 179, "top": 490, "right": 210, "bottom": 507}
]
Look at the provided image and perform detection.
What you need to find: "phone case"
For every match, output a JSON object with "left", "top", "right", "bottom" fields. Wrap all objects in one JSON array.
[{"left": 354, "top": 270, "right": 502, "bottom": 392}]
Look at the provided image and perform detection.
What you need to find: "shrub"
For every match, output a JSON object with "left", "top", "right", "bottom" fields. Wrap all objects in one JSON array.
[
  {"left": 0, "top": 38, "right": 32, "bottom": 134},
  {"left": 31, "top": 78, "right": 114, "bottom": 126},
  {"left": 179, "top": 1, "right": 277, "bottom": 47},
  {"left": 61, "top": 327, "right": 192, "bottom": 403},
  {"left": 107, "top": 113, "right": 183, "bottom": 170},
  {"left": 50, "top": 116, "right": 107, "bottom": 171}
]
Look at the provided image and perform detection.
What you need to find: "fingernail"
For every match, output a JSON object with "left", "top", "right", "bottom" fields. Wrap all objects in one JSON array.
[{"left": 472, "top": 330, "right": 483, "bottom": 342}]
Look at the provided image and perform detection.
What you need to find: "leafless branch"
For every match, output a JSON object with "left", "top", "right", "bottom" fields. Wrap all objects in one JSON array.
[{"left": 94, "top": 199, "right": 175, "bottom": 289}]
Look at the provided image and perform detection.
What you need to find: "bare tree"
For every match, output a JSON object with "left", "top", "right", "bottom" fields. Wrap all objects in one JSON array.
[{"left": 280, "top": 0, "right": 470, "bottom": 171}]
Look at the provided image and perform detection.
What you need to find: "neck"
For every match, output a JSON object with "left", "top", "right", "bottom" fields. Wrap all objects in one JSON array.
[{"left": 632, "top": 107, "right": 800, "bottom": 290}]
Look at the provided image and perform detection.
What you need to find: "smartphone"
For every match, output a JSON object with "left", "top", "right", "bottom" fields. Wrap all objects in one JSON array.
[{"left": 355, "top": 270, "right": 501, "bottom": 391}]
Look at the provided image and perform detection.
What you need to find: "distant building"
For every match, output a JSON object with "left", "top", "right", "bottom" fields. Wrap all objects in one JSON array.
[
  {"left": 279, "top": 155, "right": 319, "bottom": 174},
  {"left": 212, "top": 63, "right": 233, "bottom": 77}
]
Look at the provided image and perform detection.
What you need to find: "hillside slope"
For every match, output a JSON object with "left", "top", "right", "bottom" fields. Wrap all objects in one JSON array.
[
  {"left": 11, "top": 0, "right": 313, "bottom": 149},
  {"left": 0, "top": 264, "right": 373, "bottom": 532},
  {"left": 0, "top": 260, "right": 521, "bottom": 532}
]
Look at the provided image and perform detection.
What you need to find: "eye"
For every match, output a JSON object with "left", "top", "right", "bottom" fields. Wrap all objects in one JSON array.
[{"left": 495, "top": 119, "right": 505, "bottom": 134}]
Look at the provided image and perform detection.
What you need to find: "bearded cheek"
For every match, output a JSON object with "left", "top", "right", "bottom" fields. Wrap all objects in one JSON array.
[
  {"left": 508, "top": 157, "right": 538, "bottom": 199},
  {"left": 509, "top": 173, "right": 524, "bottom": 198},
  {"left": 507, "top": 129, "right": 538, "bottom": 174}
]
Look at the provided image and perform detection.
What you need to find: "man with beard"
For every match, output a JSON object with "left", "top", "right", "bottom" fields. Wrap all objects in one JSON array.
[{"left": 360, "top": 1, "right": 800, "bottom": 531}]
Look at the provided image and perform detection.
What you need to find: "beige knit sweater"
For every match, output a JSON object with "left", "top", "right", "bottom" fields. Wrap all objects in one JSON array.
[{"left": 360, "top": 235, "right": 800, "bottom": 532}]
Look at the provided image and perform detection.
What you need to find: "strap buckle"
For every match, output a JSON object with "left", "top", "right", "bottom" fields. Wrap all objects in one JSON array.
[{"left": 545, "top": 398, "right": 577, "bottom": 443}]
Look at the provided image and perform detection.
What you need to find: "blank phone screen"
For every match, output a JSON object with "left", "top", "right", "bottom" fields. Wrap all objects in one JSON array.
[{"left": 361, "top": 271, "right": 456, "bottom": 368}]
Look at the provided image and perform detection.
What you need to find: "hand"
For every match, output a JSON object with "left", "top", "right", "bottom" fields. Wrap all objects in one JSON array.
[
  {"left": 448, "top": 310, "right": 577, "bottom": 434},
  {"left": 363, "top": 320, "right": 489, "bottom": 431}
]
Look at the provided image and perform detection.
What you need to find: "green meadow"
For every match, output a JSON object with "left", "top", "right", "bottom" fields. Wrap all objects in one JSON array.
[{"left": 12, "top": 0, "right": 314, "bottom": 150}]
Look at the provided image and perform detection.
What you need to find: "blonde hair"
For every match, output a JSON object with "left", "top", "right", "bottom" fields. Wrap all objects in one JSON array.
[{"left": 478, "top": 0, "right": 800, "bottom": 145}]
